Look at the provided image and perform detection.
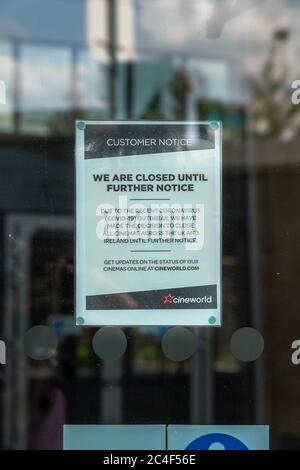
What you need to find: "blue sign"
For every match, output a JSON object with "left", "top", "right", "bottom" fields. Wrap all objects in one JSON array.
[
  {"left": 168, "top": 425, "right": 269, "bottom": 450},
  {"left": 185, "top": 433, "right": 248, "bottom": 450}
]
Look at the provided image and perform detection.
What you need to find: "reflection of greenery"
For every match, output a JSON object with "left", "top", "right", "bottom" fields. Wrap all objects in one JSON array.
[
  {"left": 47, "top": 109, "right": 103, "bottom": 137},
  {"left": 141, "top": 66, "right": 246, "bottom": 140},
  {"left": 198, "top": 100, "right": 246, "bottom": 139},
  {"left": 140, "top": 91, "right": 165, "bottom": 120},
  {"left": 133, "top": 340, "right": 190, "bottom": 376},
  {"left": 137, "top": 345, "right": 159, "bottom": 364},
  {"left": 248, "top": 33, "right": 300, "bottom": 139},
  {"left": 140, "top": 68, "right": 193, "bottom": 120},
  {"left": 169, "top": 69, "right": 193, "bottom": 119},
  {"left": 134, "top": 344, "right": 162, "bottom": 373}
]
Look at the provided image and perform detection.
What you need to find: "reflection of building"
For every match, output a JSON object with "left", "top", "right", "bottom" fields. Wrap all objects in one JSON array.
[
  {"left": 0, "top": 1, "right": 254, "bottom": 449},
  {"left": 87, "top": 0, "right": 135, "bottom": 61}
]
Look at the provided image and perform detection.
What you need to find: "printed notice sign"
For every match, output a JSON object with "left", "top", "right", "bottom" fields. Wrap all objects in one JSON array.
[{"left": 76, "top": 121, "right": 221, "bottom": 326}]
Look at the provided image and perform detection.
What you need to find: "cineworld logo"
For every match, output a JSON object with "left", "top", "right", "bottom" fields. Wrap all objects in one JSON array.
[{"left": 163, "top": 293, "right": 213, "bottom": 305}]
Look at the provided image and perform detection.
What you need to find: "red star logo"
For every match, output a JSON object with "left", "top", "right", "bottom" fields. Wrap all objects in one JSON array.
[{"left": 163, "top": 293, "right": 175, "bottom": 304}]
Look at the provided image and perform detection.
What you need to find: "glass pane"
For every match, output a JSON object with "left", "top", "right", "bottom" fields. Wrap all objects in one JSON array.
[{"left": 1, "top": 0, "right": 300, "bottom": 452}]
